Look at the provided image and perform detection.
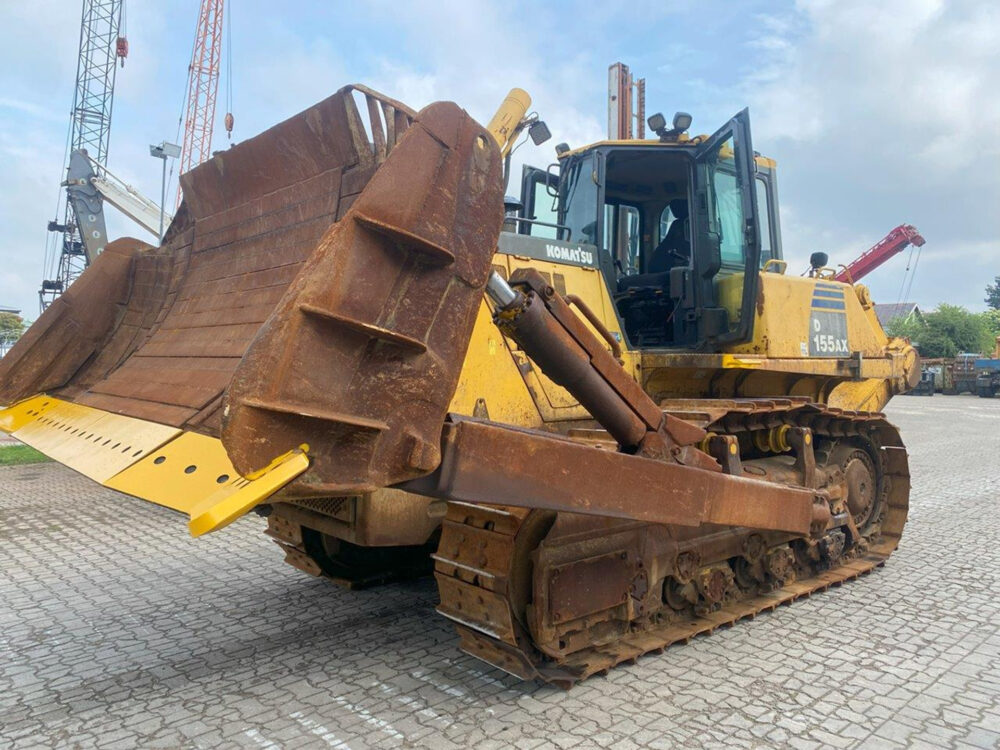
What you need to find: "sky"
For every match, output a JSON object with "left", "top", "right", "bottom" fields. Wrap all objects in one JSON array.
[{"left": 0, "top": 0, "right": 997, "bottom": 319}]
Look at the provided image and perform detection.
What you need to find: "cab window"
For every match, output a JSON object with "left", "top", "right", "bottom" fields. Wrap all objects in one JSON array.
[
  {"left": 605, "top": 203, "right": 641, "bottom": 273},
  {"left": 658, "top": 203, "right": 683, "bottom": 245},
  {"left": 519, "top": 167, "right": 561, "bottom": 239},
  {"left": 529, "top": 187, "right": 559, "bottom": 240},
  {"left": 560, "top": 154, "right": 599, "bottom": 245},
  {"left": 659, "top": 205, "right": 672, "bottom": 243},
  {"left": 755, "top": 177, "right": 772, "bottom": 264},
  {"left": 708, "top": 139, "right": 747, "bottom": 266}
]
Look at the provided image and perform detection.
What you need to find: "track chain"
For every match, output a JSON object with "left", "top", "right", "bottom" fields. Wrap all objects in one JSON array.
[{"left": 432, "top": 400, "right": 909, "bottom": 687}]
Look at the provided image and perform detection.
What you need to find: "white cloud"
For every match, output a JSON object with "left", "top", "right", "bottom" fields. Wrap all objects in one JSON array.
[
  {"left": 736, "top": 0, "right": 1000, "bottom": 310},
  {"left": 0, "top": 97, "right": 65, "bottom": 124}
]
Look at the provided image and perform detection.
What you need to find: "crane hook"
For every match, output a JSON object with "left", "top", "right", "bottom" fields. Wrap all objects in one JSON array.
[{"left": 116, "top": 36, "right": 128, "bottom": 67}]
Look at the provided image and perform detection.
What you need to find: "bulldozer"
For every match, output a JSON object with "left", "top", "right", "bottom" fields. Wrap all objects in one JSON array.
[{"left": 0, "top": 83, "right": 917, "bottom": 687}]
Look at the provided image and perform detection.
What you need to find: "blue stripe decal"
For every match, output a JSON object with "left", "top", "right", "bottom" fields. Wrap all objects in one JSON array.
[
  {"left": 813, "top": 289, "right": 845, "bottom": 299},
  {"left": 814, "top": 282, "right": 842, "bottom": 290},
  {"left": 811, "top": 299, "right": 846, "bottom": 310}
]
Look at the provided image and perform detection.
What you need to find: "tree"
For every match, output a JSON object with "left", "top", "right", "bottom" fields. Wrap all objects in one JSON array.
[
  {"left": 984, "top": 309, "right": 1000, "bottom": 357},
  {"left": 0, "top": 312, "right": 25, "bottom": 353},
  {"left": 984, "top": 308, "right": 1000, "bottom": 336},
  {"left": 886, "top": 303, "right": 994, "bottom": 358},
  {"left": 0, "top": 312, "right": 24, "bottom": 335},
  {"left": 986, "top": 276, "right": 1000, "bottom": 310}
]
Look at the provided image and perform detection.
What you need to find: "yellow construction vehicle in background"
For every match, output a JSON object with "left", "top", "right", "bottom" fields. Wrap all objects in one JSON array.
[{"left": 0, "top": 77, "right": 916, "bottom": 686}]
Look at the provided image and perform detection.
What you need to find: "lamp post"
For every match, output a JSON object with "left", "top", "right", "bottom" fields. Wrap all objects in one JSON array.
[{"left": 149, "top": 141, "right": 181, "bottom": 241}]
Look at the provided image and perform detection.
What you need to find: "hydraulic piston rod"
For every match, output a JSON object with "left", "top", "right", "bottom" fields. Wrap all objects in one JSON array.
[{"left": 488, "top": 268, "right": 713, "bottom": 465}]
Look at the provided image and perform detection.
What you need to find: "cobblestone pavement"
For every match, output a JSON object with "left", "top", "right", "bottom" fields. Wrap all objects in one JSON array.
[{"left": 2, "top": 395, "right": 999, "bottom": 749}]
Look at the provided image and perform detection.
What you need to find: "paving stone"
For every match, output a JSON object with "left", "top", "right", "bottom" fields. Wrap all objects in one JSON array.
[
  {"left": 963, "top": 726, "right": 1000, "bottom": 749},
  {"left": 2, "top": 398, "right": 1000, "bottom": 748}
]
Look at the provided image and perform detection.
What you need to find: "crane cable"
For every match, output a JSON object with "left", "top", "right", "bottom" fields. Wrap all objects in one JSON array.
[
  {"left": 117, "top": 2, "right": 128, "bottom": 66},
  {"left": 168, "top": 2, "right": 234, "bottom": 203},
  {"left": 43, "top": 111, "right": 75, "bottom": 283},
  {"left": 166, "top": 16, "right": 199, "bottom": 208},
  {"left": 894, "top": 242, "right": 921, "bottom": 307},
  {"left": 901, "top": 244, "right": 923, "bottom": 305}
]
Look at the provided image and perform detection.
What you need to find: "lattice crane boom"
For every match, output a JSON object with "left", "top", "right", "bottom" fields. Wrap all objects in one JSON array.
[
  {"left": 177, "top": 0, "right": 226, "bottom": 206},
  {"left": 40, "top": 0, "right": 127, "bottom": 311}
]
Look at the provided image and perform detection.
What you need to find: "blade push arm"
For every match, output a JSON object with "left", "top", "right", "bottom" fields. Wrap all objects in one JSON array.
[{"left": 406, "top": 268, "right": 831, "bottom": 537}]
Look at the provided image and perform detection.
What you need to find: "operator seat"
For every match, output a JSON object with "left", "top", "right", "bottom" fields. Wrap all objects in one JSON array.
[{"left": 648, "top": 199, "right": 689, "bottom": 274}]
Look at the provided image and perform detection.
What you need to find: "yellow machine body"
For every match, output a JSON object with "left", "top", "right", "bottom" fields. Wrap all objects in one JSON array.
[{"left": 450, "top": 253, "right": 915, "bottom": 433}]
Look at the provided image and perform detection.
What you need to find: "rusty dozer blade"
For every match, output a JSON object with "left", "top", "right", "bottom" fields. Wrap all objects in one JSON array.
[
  {"left": 221, "top": 102, "right": 505, "bottom": 492},
  {"left": 0, "top": 84, "right": 503, "bottom": 529},
  {"left": 0, "top": 85, "right": 419, "bottom": 425}
]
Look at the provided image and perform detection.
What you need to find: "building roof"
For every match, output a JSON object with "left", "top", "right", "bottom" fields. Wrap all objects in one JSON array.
[
  {"left": 0, "top": 305, "right": 21, "bottom": 315},
  {"left": 874, "top": 302, "right": 920, "bottom": 328}
]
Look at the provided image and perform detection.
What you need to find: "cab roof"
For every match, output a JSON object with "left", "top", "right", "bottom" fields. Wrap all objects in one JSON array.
[{"left": 556, "top": 136, "right": 777, "bottom": 170}]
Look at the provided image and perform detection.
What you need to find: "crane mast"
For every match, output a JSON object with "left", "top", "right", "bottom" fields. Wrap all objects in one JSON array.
[
  {"left": 40, "top": 0, "right": 126, "bottom": 311},
  {"left": 177, "top": 0, "right": 226, "bottom": 206},
  {"left": 607, "top": 62, "right": 645, "bottom": 139}
]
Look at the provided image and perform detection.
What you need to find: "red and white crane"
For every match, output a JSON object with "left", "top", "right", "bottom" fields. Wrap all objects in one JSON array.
[
  {"left": 176, "top": 0, "right": 231, "bottom": 206},
  {"left": 833, "top": 224, "right": 925, "bottom": 284}
]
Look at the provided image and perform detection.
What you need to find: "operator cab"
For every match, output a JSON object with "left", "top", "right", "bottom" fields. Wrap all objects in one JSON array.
[{"left": 517, "top": 110, "right": 782, "bottom": 350}]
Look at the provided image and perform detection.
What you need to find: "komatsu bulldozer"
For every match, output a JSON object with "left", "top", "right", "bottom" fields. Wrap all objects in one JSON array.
[{"left": 0, "top": 84, "right": 917, "bottom": 687}]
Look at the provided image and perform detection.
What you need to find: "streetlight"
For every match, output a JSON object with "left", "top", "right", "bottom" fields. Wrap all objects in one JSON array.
[{"left": 149, "top": 141, "right": 181, "bottom": 241}]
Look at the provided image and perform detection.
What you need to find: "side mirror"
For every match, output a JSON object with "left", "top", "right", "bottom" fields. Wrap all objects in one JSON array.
[{"left": 528, "top": 120, "right": 551, "bottom": 146}]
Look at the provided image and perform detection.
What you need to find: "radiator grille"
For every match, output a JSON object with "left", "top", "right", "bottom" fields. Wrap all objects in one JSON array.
[{"left": 290, "top": 496, "right": 355, "bottom": 522}]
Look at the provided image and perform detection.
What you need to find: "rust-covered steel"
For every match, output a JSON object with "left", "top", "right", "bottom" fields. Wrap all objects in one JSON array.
[
  {"left": 223, "top": 102, "right": 504, "bottom": 491},
  {"left": 404, "top": 416, "right": 821, "bottom": 535},
  {"left": 492, "top": 268, "right": 712, "bottom": 466},
  {"left": 1, "top": 85, "right": 500, "bottom": 493},
  {"left": 0, "top": 85, "right": 417, "bottom": 435}
]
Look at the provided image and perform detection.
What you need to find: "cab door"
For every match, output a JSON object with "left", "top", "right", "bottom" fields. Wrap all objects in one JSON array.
[
  {"left": 688, "top": 108, "right": 761, "bottom": 346},
  {"left": 519, "top": 166, "right": 561, "bottom": 239}
]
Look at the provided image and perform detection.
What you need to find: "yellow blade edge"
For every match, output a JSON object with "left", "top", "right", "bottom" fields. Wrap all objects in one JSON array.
[
  {"left": 186, "top": 451, "right": 309, "bottom": 537},
  {"left": 2, "top": 394, "right": 310, "bottom": 537},
  {"left": 0, "top": 395, "right": 59, "bottom": 433},
  {"left": 14, "top": 400, "right": 181, "bottom": 482},
  {"left": 105, "top": 432, "right": 310, "bottom": 537}
]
